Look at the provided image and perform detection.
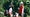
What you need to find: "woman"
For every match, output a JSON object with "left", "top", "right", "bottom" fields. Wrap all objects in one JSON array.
[
  {"left": 9, "top": 2, "right": 14, "bottom": 17},
  {"left": 18, "top": 2, "right": 24, "bottom": 17}
]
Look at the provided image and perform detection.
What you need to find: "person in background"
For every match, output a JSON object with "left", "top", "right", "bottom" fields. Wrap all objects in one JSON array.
[
  {"left": 24, "top": 7, "right": 29, "bottom": 17},
  {"left": 3, "top": 0, "right": 11, "bottom": 17}
]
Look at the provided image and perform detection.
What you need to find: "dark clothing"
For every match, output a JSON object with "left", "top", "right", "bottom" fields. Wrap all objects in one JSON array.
[
  {"left": 24, "top": 8, "right": 27, "bottom": 13},
  {"left": 24, "top": 8, "right": 29, "bottom": 17},
  {"left": 19, "top": 14, "right": 21, "bottom": 16},
  {"left": 24, "top": 8, "right": 29, "bottom": 13},
  {"left": 24, "top": 13, "right": 27, "bottom": 17}
]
